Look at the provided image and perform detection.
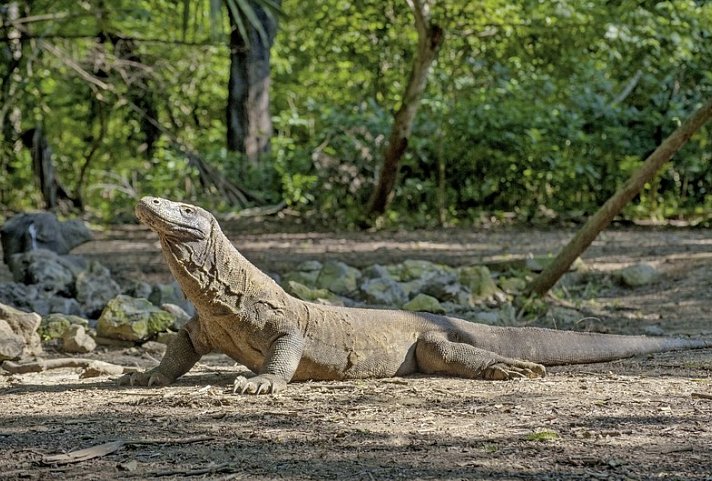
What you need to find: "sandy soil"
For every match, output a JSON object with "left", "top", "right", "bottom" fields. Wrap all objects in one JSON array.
[{"left": 2, "top": 223, "right": 711, "bottom": 480}]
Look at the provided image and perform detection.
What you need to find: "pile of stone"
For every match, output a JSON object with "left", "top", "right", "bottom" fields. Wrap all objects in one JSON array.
[{"left": 0, "top": 212, "right": 193, "bottom": 360}]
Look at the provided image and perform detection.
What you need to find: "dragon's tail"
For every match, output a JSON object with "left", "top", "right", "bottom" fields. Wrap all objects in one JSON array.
[{"left": 470, "top": 325, "right": 712, "bottom": 366}]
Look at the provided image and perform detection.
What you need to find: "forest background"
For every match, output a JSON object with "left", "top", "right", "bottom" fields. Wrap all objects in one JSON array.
[{"left": 1, "top": 0, "right": 711, "bottom": 229}]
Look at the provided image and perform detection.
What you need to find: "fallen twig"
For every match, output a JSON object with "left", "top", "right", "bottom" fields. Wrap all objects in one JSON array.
[
  {"left": 1, "top": 358, "right": 140, "bottom": 377},
  {"left": 691, "top": 392, "right": 712, "bottom": 400},
  {"left": 41, "top": 436, "right": 215, "bottom": 465}
]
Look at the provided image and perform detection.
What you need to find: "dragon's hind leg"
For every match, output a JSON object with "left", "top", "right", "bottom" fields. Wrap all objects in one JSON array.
[{"left": 415, "top": 331, "right": 546, "bottom": 380}]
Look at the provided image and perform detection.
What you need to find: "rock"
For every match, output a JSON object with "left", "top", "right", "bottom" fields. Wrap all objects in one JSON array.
[
  {"left": 282, "top": 270, "right": 320, "bottom": 287},
  {"left": 0, "top": 302, "right": 42, "bottom": 356},
  {"left": 282, "top": 260, "right": 323, "bottom": 287},
  {"left": 149, "top": 282, "right": 195, "bottom": 316},
  {"left": 0, "top": 319, "right": 25, "bottom": 361},
  {"left": 75, "top": 261, "right": 121, "bottom": 318},
  {"left": 643, "top": 325, "right": 665, "bottom": 336},
  {"left": 362, "top": 264, "right": 391, "bottom": 279},
  {"left": 141, "top": 340, "right": 167, "bottom": 355},
  {"left": 156, "top": 331, "right": 178, "bottom": 345},
  {"left": 458, "top": 266, "right": 499, "bottom": 302},
  {"left": 123, "top": 281, "right": 154, "bottom": 299},
  {"left": 8, "top": 249, "right": 80, "bottom": 295},
  {"left": 420, "top": 272, "right": 461, "bottom": 302},
  {"left": 400, "top": 278, "right": 428, "bottom": 299},
  {"left": 1, "top": 212, "right": 92, "bottom": 265},
  {"left": 359, "top": 277, "right": 407, "bottom": 306},
  {"left": 61, "top": 324, "right": 96, "bottom": 353},
  {"left": 161, "top": 303, "right": 192, "bottom": 330},
  {"left": 466, "top": 310, "right": 501, "bottom": 325},
  {"left": 315, "top": 261, "right": 361, "bottom": 296},
  {"left": 286, "top": 281, "right": 344, "bottom": 306},
  {"left": 398, "top": 260, "right": 453, "bottom": 282},
  {"left": 402, "top": 293, "right": 446, "bottom": 314},
  {"left": 0, "top": 282, "right": 39, "bottom": 312},
  {"left": 96, "top": 295, "right": 175, "bottom": 341},
  {"left": 617, "top": 263, "right": 659, "bottom": 287},
  {"left": 499, "top": 277, "right": 527, "bottom": 293},
  {"left": 39, "top": 313, "right": 89, "bottom": 340}
]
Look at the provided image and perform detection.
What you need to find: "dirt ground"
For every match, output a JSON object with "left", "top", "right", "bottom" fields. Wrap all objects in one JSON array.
[{"left": 2, "top": 222, "right": 712, "bottom": 480}]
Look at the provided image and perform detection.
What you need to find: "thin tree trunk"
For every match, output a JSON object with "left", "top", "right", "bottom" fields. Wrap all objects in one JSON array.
[
  {"left": 366, "top": 0, "right": 443, "bottom": 218},
  {"left": 226, "top": 1, "right": 279, "bottom": 162},
  {"left": 527, "top": 97, "right": 712, "bottom": 296}
]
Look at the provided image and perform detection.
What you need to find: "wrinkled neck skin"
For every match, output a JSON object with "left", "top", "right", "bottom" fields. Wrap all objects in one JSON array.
[{"left": 159, "top": 221, "right": 254, "bottom": 317}]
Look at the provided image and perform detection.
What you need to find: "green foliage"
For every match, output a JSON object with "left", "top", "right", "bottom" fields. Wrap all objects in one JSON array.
[{"left": 1, "top": 0, "right": 711, "bottom": 226}]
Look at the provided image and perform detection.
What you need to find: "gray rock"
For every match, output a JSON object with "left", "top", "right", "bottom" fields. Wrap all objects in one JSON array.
[
  {"left": 359, "top": 277, "right": 407, "bottom": 306},
  {"left": 39, "top": 313, "right": 89, "bottom": 340},
  {"left": 282, "top": 270, "right": 320, "bottom": 287},
  {"left": 617, "top": 263, "right": 659, "bottom": 288},
  {"left": 149, "top": 282, "right": 195, "bottom": 316},
  {"left": 123, "top": 281, "right": 154, "bottom": 299},
  {"left": 398, "top": 260, "right": 453, "bottom": 282},
  {"left": 0, "top": 302, "right": 42, "bottom": 357},
  {"left": 8, "top": 249, "right": 79, "bottom": 295},
  {"left": 141, "top": 340, "right": 167, "bottom": 356},
  {"left": 0, "top": 319, "right": 25, "bottom": 361},
  {"left": 96, "top": 295, "right": 175, "bottom": 341},
  {"left": 420, "top": 272, "right": 461, "bottom": 302},
  {"left": 296, "top": 260, "right": 323, "bottom": 272},
  {"left": 1, "top": 212, "right": 92, "bottom": 265},
  {"left": 499, "top": 277, "right": 527, "bottom": 293},
  {"left": 286, "top": 281, "right": 344, "bottom": 306},
  {"left": 160, "top": 303, "right": 192, "bottom": 330},
  {"left": 316, "top": 261, "right": 361, "bottom": 296},
  {"left": 0, "top": 282, "right": 39, "bottom": 312},
  {"left": 643, "top": 325, "right": 665, "bottom": 336},
  {"left": 362, "top": 264, "right": 391, "bottom": 279},
  {"left": 402, "top": 293, "right": 446, "bottom": 314},
  {"left": 458, "top": 266, "right": 500, "bottom": 302},
  {"left": 61, "top": 324, "right": 96, "bottom": 353},
  {"left": 75, "top": 261, "right": 121, "bottom": 318}
]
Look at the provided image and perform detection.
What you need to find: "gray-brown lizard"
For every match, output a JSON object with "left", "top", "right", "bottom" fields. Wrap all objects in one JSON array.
[{"left": 119, "top": 197, "right": 712, "bottom": 394}]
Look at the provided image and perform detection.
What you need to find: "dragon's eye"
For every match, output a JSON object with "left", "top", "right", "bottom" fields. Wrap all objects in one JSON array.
[{"left": 182, "top": 207, "right": 194, "bottom": 215}]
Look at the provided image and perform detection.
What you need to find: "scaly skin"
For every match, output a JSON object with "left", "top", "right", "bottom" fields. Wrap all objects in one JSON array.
[{"left": 119, "top": 197, "right": 712, "bottom": 394}]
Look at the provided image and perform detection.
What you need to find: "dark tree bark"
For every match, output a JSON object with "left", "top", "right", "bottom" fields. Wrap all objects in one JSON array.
[
  {"left": 20, "top": 127, "right": 75, "bottom": 210},
  {"left": 366, "top": 0, "right": 443, "bottom": 219},
  {"left": 527, "top": 97, "right": 712, "bottom": 297},
  {"left": 226, "top": 1, "right": 280, "bottom": 163}
]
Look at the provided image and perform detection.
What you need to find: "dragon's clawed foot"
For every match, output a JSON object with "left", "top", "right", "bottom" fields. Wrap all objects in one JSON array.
[
  {"left": 233, "top": 374, "right": 287, "bottom": 395},
  {"left": 484, "top": 361, "right": 546, "bottom": 381},
  {"left": 117, "top": 369, "right": 173, "bottom": 388}
]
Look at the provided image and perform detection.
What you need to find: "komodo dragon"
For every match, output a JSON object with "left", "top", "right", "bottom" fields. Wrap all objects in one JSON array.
[{"left": 120, "top": 196, "right": 712, "bottom": 394}]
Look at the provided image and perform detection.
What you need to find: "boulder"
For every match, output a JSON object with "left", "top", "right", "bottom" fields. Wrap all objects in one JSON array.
[
  {"left": 282, "top": 260, "right": 323, "bottom": 287},
  {"left": 96, "top": 295, "right": 175, "bottom": 341},
  {"left": 123, "top": 280, "right": 154, "bottom": 300},
  {"left": 39, "top": 313, "right": 89, "bottom": 340},
  {"left": 75, "top": 261, "right": 121, "bottom": 318},
  {"left": 0, "top": 302, "right": 42, "bottom": 357},
  {"left": 1, "top": 212, "right": 92, "bottom": 265},
  {"left": 359, "top": 277, "right": 407, "bottom": 306},
  {"left": 315, "top": 261, "right": 361, "bottom": 296},
  {"left": 0, "top": 319, "right": 25, "bottom": 361},
  {"left": 286, "top": 281, "right": 344, "bottom": 306},
  {"left": 458, "top": 266, "right": 500, "bottom": 302},
  {"left": 616, "top": 262, "right": 659, "bottom": 288},
  {"left": 160, "top": 303, "right": 192, "bottom": 330},
  {"left": 149, "top": 282, "right": 195, "bottom": 316},
  {"left": 402, "top": 293, "right": 446, "bottom": 314},
  {"left": 8, "top": 249, "right": 82, "bottom": 295},
  {"left": 61, "top": 324, "right": 96, "bottom": 354}
]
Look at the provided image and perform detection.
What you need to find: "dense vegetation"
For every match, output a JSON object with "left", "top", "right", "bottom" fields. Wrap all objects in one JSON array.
[{"left": 1, "top": 0, "right": 711, "bottom": 227}]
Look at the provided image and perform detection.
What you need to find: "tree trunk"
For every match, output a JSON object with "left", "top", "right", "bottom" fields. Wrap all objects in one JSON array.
[
  {"left": 226, "top": 1, "right": 279, "bottom": 163},
  {"left": 527, "top": 97, "right": 712, "bottom": 296},
  {"left": 366, "top": 0, "right": 443, "bottom": 218}
]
